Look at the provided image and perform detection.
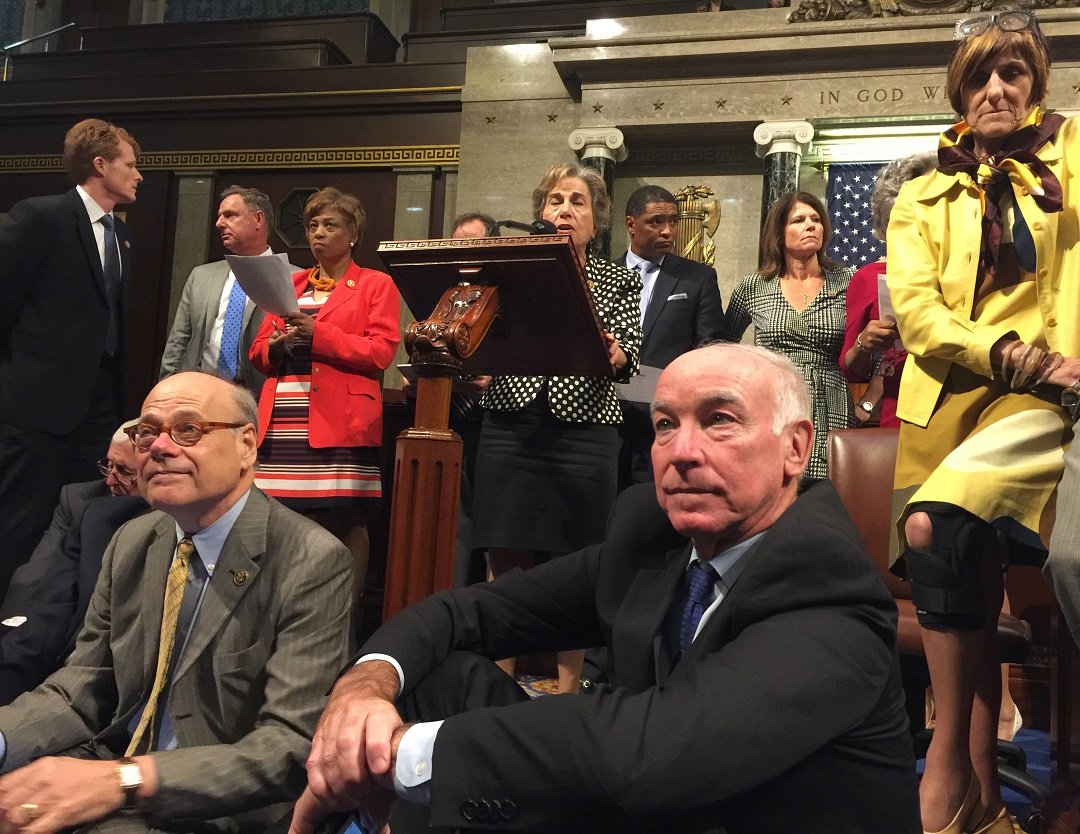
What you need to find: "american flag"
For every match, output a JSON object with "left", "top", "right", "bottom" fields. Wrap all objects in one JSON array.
[{"left": 826, "top": 162, "right": 885, "bottom": 268}]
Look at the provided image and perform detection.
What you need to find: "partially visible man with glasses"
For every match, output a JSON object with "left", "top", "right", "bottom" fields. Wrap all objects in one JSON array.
[{"left": 0, "top": 421, "right": 149, "bottom": 704}]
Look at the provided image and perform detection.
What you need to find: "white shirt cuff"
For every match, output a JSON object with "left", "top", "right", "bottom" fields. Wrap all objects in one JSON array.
[
  {"left": 393, "top": 720, "right": 443, "bottom": 804},
  {"left": 354, "top": 653, "right": 405, "bottom": 695}
]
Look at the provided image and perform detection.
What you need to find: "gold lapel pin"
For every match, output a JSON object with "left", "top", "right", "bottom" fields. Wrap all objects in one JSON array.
[
  {"left": 346, "top": 279, "right": 356, "bottom": 288},
  {"left": 232, "top": 569, "right": 249, "bottom": 586}
]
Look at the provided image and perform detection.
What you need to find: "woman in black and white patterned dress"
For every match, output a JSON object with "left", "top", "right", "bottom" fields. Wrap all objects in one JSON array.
[
  {"left": 472, "top": 162, "right": 641, "bottom": 693},
  {"left": 722, "top": 191, "right": 854, "bottom": 481}
]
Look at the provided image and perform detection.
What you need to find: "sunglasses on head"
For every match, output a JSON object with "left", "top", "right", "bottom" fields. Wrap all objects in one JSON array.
[{"left": 953, "top": 11, "right": 1037, "bottom": 41}]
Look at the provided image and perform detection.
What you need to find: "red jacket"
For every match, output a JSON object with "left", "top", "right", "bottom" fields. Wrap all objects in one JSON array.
[{"left": 250, "top": 262, "right": 400, "bottom": 448}]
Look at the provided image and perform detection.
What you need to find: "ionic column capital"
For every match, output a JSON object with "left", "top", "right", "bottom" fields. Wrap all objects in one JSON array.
[
  {"left": 568, "top": 127, "right": 628, "bottom": 163},
  {"left": 754, "top": 121, "right": 814, "bottom": 159}
]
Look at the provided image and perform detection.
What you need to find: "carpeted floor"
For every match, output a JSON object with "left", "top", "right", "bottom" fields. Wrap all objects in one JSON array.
[{"left": 515, "top": 674, "right": 560, "bottom": 698}]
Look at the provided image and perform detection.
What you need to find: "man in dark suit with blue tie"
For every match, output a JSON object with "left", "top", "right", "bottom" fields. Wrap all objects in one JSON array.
[
  {"left": 0, "top": 118, "right": 142, "bottom": 598},
  {"left": 291, "top": 343, "right": 921, "bottom": 834},
  {"left": 616, "top": 185, "right": 726, "bottom": 487}
]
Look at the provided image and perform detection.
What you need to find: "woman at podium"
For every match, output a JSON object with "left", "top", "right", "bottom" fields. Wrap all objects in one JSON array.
[
  {"left": 249, "top": 187, "right": 401, "bottom": 592},
  {"left": 472, "top": 162, "right": 642, "bottom": 694}
]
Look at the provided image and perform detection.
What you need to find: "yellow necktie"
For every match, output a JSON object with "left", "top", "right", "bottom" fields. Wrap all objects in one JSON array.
[{"left": 126, "top": 537, "right": 193, "bottom": 755}]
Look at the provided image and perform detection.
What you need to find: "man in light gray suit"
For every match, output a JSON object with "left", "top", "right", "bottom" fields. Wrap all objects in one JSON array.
[
  {"left": 0, "top": 372, "right": 353, "bottom": 834},
  {"left": 159, "top": 186, "right": 298, "bottom": 397}
]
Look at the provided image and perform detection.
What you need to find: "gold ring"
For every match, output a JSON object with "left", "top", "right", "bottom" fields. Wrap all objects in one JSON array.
[{"left": 20, "top": 803, "right": 40, "bottom": 821}]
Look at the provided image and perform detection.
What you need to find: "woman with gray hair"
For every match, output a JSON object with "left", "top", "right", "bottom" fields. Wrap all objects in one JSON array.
[
  {"left": 472, "top": 161, "right": 641, "bottom": 693},
  {"left": 841, "top": 152, "right": 937, "bottom": 426}
]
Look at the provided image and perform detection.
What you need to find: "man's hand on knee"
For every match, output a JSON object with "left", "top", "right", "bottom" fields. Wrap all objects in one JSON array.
[{"left": 298, "top": 661, "right": 404, "bottom": 833}]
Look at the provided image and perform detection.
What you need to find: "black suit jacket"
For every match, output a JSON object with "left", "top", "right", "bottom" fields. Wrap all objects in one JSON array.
[
  {"left": 617, "top": 252, "right": 726, "bottom": 485},
  {"left": 362, "top": 482, "right": 920, "bottom": 833},
  {"left": 0, "top": 480, "right": 148, "bottom": 704},
  {"left": 0, "top": 188, "right": 133, "bottom": 433},
  {"left": 619, "top": 251, "right": 725, "bottom": 370}
]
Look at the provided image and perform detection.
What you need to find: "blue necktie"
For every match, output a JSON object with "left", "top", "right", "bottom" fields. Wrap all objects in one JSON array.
[
  {"left": 218, "top": 279, "right": 247, "bottom": 379},
  {"left": 99, "top": 214, "right": 122, "bottom": 356},
  {"left": 679, "top": 560, "right": 718, "bottom": 652}
]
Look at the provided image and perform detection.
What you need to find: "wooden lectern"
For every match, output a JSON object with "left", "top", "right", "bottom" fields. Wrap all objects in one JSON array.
[{"left": 377, "top": 234, "right": 611, "bottom": 619}]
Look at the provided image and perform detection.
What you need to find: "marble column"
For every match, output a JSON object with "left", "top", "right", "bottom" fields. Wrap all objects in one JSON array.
[
  {"left": 168, "top": 173, "right": 217, "bottom": 325},
  {"left": 753, "top": 120, "right": 814, "bottom": 225},
  {"left": 568, "top": 127, "right": 627, "bottom": 261},
  {"left": 390, "top": 167, "right": 438, "bottom": 379}
]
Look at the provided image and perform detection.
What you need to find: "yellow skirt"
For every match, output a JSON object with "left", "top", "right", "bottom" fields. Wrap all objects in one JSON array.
[{"left": 891, "top": 365, "right": 1072, "bottom": 567}]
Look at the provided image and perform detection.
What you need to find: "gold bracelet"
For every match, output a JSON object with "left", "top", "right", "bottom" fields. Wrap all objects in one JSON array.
[{"left": 855, "top": 334, "right": 873, "bottom": 354}]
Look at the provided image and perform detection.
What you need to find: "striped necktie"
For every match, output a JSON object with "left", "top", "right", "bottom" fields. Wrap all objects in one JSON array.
[{"left": 126, "top": 538, "right": 193, "bottom": 755}]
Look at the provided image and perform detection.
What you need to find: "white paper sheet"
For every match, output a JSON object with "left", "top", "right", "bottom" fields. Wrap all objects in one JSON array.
[
  {"left": 877, "top": 272, "right": 904, "bottom": 351},
  {"left": 226, "top": 253, "right": 301, "bottom": 317}
]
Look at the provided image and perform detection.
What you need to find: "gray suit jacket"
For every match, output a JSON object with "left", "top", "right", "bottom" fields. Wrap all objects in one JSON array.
[
  {"left": 0, "top": 488, "right": 353, "bottom": 832},
  {"left": 159, "top": 259, "right": 297, "bottom": 396}
]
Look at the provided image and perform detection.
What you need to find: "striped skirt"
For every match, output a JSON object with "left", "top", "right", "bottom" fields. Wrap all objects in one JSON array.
[{"left": 255, "top": 373, "right": 382, "bottom": 509}]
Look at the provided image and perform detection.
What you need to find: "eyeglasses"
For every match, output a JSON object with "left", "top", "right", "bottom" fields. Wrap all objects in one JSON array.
[
  {"left": 97, "top": 457, "right": 137, "bottom": 486},
  {"left": 125, "top": 420, "right": 248, "bottom": 451},
  {"left": 953, "top": 11, "right": 1037, "bottom": 41}
]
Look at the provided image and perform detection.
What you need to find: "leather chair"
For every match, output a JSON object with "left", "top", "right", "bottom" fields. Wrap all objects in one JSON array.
[{"left": 827, "top": 428, "right": 1048, "bottom": 831}]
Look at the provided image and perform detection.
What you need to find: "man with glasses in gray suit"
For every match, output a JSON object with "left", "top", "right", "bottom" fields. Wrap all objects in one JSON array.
[{"left": 0, "top": 372, "right": 353, "bottom": 834}]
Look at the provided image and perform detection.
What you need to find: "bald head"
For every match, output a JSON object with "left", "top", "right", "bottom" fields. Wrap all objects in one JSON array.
[
  {"left": 135, "top": 372, "right": 258, "bottom": 532},
  {"left": 649, "top": 344, "right": 813, "bottom": 557}
]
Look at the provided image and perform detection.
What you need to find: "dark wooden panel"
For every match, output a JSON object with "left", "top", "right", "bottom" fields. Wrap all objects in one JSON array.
[
  {"left": 121, "top": 170, "right": 175, "bottom": 416},
  {"left": 205, "top": 170, "right": 399, "bottom": 278},
  {"left": 0, "top": 62, "right": 465, "bottom": 125},
  {"left": 441, "top": 0, "right": 696, "bottom": 30},
  {"left": 80, "top": 12, "right": 400, "bottom": 65},
  {"left": 402, "top": 24, "right": 582, "bottom": 63},
  {"left": 10, "top": 41, "right": 349, "bottom": 83}
]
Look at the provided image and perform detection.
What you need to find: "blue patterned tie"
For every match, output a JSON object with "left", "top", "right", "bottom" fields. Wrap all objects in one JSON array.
[
  {"left": 679, "top": 560, "right": 718, "bottom": 652},
  {"left": 217, "top": 279, "right": 247, "bottom": 379},
  {"left": 99, "top": 214, "right": 122, "bottom": 356}
]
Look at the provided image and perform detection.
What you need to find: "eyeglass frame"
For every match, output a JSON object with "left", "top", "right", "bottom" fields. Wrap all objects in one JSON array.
[
  {"left": 125, "top": 420, "right": 249, "bottom": 451},
  {"left": 953, "top": 11, "right": 1038, "bottom": 41},
  {"left": 97, "top": 457, "right": 137, "bottom": 486}
]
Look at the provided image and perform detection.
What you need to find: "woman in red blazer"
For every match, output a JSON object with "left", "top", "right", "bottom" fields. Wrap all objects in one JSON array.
[{"left": 250, "top": 187, "right": 400, "bottom": 586}]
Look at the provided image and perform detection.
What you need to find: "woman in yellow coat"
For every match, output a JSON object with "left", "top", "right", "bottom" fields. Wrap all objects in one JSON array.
[{"left": 887, "top": 13, "right": 1080, "bottom": 834}]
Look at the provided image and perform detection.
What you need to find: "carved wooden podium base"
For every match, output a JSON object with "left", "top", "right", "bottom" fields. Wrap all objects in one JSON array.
[
  {"left": 382, "top": 283, "right": 497, "bottom": 620},
  {"left": 377, "top": 234, "right": 608, "bottom": 622}
]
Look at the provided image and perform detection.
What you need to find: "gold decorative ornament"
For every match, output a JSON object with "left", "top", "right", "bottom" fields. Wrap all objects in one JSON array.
[{"left": 674, "top": 185, "right": 720, "bottom": 267}]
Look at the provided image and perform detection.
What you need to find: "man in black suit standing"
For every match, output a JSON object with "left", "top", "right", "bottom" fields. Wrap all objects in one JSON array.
[
  {"left": 616, "top": 185, "right": 725, "bottom": 487},
  {"left": 291, "top": 343, "right": 920, "bottom": 834},
  {"left": 0, "top": 422, "right": 148, "bottom": 704},
  {"left": 0, "top": 118, "right": 142, "bottom": 597}
]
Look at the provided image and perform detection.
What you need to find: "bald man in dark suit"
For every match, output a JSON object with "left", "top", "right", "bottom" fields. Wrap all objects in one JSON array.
[
  {"left": 292, "top": 344, "right": 920, "bottom": 834},
  {"left": 0, "top": 425, "right": 148, "bottom": 705}
]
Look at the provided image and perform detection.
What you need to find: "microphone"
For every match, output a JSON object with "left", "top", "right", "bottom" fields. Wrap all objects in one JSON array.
[{"left": 497, "top": 219, "right": 557, "bottom": 235}]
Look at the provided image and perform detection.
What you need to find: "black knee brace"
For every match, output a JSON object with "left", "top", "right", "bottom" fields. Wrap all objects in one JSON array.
[{"left": 904, "top": 504, "right": 989, "bottom": 631}]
